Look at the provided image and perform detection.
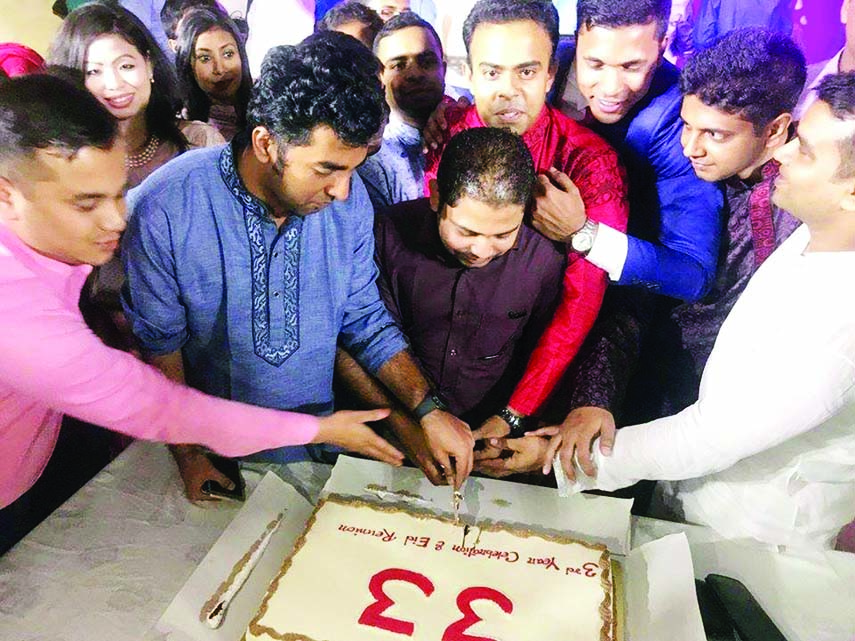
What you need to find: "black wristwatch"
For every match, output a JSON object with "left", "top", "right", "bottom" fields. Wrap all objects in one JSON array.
[
  {"left": 413, "top": 393, "right": 448, "bottom": 421},
  {"left": 497, "top": 407, "right": 527, "bottom": 437}
]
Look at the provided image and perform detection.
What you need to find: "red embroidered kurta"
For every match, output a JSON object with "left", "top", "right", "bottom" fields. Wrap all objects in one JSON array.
[{"left": 424, "top": 105, "right": 629, "bottom": 416}]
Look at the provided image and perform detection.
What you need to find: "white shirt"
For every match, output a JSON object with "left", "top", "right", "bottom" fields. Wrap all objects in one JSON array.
[
  {"left": 794, "top": 50, "right": 842, "bottom": 121},
  {"left": 560, "top": 226, "right": 855, "bottom": 550},
  {"left": 246, "top": 0, "right": 316, "bottom": 78}
]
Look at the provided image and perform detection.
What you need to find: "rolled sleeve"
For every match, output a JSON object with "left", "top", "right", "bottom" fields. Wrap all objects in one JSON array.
[
  {"left": 121, "top": 188, "right": 189, "bottom": 355},
  {"left": 338, "top": 180, "right": 409, "bottom": 374}
]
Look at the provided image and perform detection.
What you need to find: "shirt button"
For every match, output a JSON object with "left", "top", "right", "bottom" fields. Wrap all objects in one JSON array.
[
  {"left": 273, "top": 291, "right": 280, "bottom": 298},
  {"left": 450, "top": 349, "right": 458, "bottom": 356},
  {"left": 273, "top": 252, "right": 280, "bottom": 258},
  {"left": 455, "top": 310, "right": 465, "bottom": 317}
]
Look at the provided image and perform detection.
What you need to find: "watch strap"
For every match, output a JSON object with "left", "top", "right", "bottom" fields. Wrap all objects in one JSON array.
[
  {"left": 497, "top": 407, "right": 527, "bottom": 438},
  {"left": 413, "top": 393, "right": 447, "bottom": 420}
]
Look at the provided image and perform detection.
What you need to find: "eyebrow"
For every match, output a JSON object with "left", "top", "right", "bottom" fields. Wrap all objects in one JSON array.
[
  {"left": 317, "top": 161, "right": 350, "bottom": 171},
  {"left": 455, "top": 221, "right": 521, "bottom": 236},
  {"left": 479, "top": 61, "right": 541, "bottom": 71},
  {"left": 196, "top": 44, "right": 235, "bottom": 52},
  {"left": 71, "top": 192, "right": 108, "bottom": 200},
  {"left": 797, "top": 134, "right": 815, "bottom": 156}
]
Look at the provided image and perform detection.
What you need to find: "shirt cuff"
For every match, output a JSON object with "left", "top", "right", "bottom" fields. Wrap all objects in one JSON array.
[{"left": 586, "top": 223, "right": 628, "bottom": 282}]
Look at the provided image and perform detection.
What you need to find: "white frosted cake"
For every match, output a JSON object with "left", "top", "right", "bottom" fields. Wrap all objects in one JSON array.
[{"left": 244, "top": 494, "right": 615, "bottom": 641}]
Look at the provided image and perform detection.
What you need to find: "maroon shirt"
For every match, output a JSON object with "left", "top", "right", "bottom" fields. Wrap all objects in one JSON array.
[{"left": 374, "top": 199, "right": 565, "bottom": 424}]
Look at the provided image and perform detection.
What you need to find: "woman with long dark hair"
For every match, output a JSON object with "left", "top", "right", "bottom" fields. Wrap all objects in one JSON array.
[
  {"left": 47, "top": 1, "right": 223, "bottom": 188},
  {"left": 175, "top": 6, "right": 252, "bottom": 140}
]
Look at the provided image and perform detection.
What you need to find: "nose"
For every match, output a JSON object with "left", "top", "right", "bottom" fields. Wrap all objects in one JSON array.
[
  {"left": 496, "top": 71, "right": 519, "bottom": 99},
  {"left": 469, "top": 236, "right": 493, "bottom": 259},
  {"left": 211, "top": 56, "right": 222, "bottom": 76},
  {"left": 325, "top": 173, "right": 351, "bottom": 202},
  {"left": 102, "top": 66, "right": 124, "bottom": 91},
  {"left": 101, "top": 197, "right": 127, "bottom": 233},
  {"left": 682, "top": 130, "right": 703, "bottom": 159},
  {"left": 773, "top": 138, "right": 796, "bottom": 165},
  {"left": 598, "top": 67, "right": 622, "bottom": 97}
]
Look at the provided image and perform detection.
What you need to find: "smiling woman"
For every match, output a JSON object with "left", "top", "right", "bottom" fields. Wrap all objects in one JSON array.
[{"left": 47, "top": 1, "right": 224, "bottom": 188}]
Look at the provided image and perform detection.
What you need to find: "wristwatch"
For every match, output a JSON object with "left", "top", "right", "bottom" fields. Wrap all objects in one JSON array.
[
  {"left": 569, "top": 218, "right": 598, "bottom": 256},
  {"left": 497, "top": 407, "right": 527, "bottom": 438},
  {"left": 413, "top": 393, "right": 448, "bottom": 420}
]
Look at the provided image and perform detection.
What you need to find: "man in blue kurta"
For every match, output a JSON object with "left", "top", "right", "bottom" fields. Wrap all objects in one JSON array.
[{"left": 122, "top": 33, "right": 474, "bottom": 501}]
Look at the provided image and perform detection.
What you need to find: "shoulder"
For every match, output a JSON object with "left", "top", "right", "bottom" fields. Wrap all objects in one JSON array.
[
  {"left": 375, "top": 199, "right": 432, "bottom": 248},
  {"left": 628, "top": 63, "right": 683, "bottom": 140}
]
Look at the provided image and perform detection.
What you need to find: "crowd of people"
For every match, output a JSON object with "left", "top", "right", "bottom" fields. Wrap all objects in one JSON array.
[{"left": 1, "top": 0, "right": 853, "bottom": 559}]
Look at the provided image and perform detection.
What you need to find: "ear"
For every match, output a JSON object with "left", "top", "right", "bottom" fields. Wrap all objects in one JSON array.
[
  {"left": 146, "top": 57, "right": 154, "bottom": 82},
  {"left": 0, "top": 176, "right": 22, "bottom": 225},
  {"left": 464, "top": 60, "right": 472, "bottom": 83},
  {"left": 545, "top": 59, "right": 556, "bottom": 94},
  {"left": 841, "top": 177, "right": 855, "bottom": 213},
  {"left": 428, "top": 179, "right": 440, "bottom": 212},
  {"left": 843, "top": 0, "right": 851, "bottom": 24},
  {"left": 765, "top": 113, "right": 792, "bottom": 150},
  {"left": 251, "top": 126, "right": 277, "bottom": 165}
]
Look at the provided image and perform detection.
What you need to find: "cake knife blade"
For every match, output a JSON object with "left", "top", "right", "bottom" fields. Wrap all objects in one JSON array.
[{"left": 203, "top": 511, "right": 284, "bottom": 629}]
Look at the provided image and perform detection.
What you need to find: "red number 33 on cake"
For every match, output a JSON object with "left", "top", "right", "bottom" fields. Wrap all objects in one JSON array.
[{"left": 358, "top": 568, "right": 514, "bottom": 640}]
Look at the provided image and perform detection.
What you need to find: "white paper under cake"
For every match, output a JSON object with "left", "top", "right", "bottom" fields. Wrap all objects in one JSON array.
[{"left": 244, "top": 495, "right": 614, "bottom": 641}]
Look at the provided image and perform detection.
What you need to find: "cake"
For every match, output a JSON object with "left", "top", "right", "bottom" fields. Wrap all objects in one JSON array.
[{"left": 244, "top": 494, "right": 615, "bottom": 641}]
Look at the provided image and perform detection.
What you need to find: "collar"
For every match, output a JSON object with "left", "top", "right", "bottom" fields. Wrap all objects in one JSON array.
[
  {"left": 810, "top": 50, "right": 844, "bottom": 91},
  {"left": 219, "top": 140, "right": 274, "bottom": 220},
  {"left": 0, "top": 222, "right": 92, "bottom": 302},
  {"left": 385, "top": 112, "right": 423, "bottom": 147}
]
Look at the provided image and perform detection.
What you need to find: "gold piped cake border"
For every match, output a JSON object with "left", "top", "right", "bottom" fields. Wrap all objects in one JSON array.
[{"left": 244, "top": 493, "right": 615, "bottom": 641}]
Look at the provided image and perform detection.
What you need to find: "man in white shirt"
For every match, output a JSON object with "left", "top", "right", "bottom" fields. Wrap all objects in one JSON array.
[
  {"left": 794, "top": 0, "right": 854, "bottom": 120},
  {"left": 538, "top": 72, "right": 855, "bottom": 550}
]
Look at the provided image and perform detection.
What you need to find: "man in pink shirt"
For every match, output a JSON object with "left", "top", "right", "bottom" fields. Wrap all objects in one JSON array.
[{"left": 0, "top": 74, "right": 403, "bottom": 553}]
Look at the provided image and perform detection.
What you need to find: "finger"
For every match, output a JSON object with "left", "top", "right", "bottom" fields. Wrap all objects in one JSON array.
[
  {"left": 474, "top": 459, "right": 512, "bottom": 478},
  {"left": 559, "top": 442, "right": 577, "bottom": 483},
  {"left": 420, "top": 458, "right": 445, "bottom": 485},
  {"left": 471, "top": 422, "right": 508, "bottom": 441},
  {"left": 547, "top": 167, "right": 578, "bottom": 192},
  {"left": 367, "top": 437, "right": 405, "bottom": 467},
  {"left": 454, "top": 445, "right": 474, "bottom": 489},
  {"left": 527, "top": 425, "right": 560, "bottom": 437},
  {"left": 541, "top": 434, "right": 563, "bottom": 475},
  {"left": 473, "top": 442, "right": 503, "bottom": 461},
  {"left": 434, "top": 451, "right": 452, "bottom": 485},
  {"left": 600, "top": 429, "right": 616, "bottom": 457},
  {"left": 576, "top": 441, "right": 597, "bottom": 478},
  {"left": 205, "top": 465, "right": 237, "bottom": 491},
  {"left": 353, "top": 408, "right": 392, "bottom": 423}
]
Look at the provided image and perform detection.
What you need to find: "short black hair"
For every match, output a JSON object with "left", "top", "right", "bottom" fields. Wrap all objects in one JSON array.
[
  {"left": 317, "top": 1, "right": 384, "bottom": 45},
  {"left": 175, "top": 6, "right": 252, "bottom": 127},
  {"left": 816, "top": 72, "right": 855, "bottom": 179},
  {"left": 0, "top": 74, "right": 117, "bottom": 174},
  {"left": 247, "top": 31, "right": 388, "bottom": 148},
  {"left": 463, "top": 0, "right": 559, "bottom": 62},
  {"left": 373, "top": 10, "right": 443, "bottom": 57},
  {"left": 680, "top": 28, "right": 806, "bottom": 134},
  {"left": 437, "top": 127, "right": 535, "bottom": 209},
  {"left": 576, "top": 0, "right": 671, "bottom": 40},
  {"left": 161, "top": 0, "right": 218, "bottom": 40},
  {"left": 47, "top": 1, "right": 186, "bottom": 150}
]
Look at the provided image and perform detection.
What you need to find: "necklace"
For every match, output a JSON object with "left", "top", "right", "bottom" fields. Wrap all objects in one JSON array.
[{"left": 125, "top": 135, "right": 161, "bottom": 168}]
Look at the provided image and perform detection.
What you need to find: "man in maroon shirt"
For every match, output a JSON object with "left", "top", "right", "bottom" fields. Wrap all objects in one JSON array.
[
  {"left": 423, "top": 0, "right": 629, "bottom": 444},
  {"left": 338, "top": 128, "right": 564, "bottom": 479}
]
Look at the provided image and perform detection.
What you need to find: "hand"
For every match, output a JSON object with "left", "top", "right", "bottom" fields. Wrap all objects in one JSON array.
[
  {"left": 422, "top": 96, "right": 470, "bottom": 152},
  {"left": 420, "top": 409, "right": 474, "bottom": 489},
  {"left": 472, "top": 415, "right": 511, "bottom": 461},
  {"left": 474, "top": 436, "right": 551, "bottom": 478},
  {"left": 387, "top": 412, "right": 446, "bottom": 485},
  {"left": 314, "top": 409, "right": 405, "bottom": 467},
  {"left": 532, "top": 167, "right": 587, "bottom": 243},
  {"left": 528, "top": 407, "right": 616, "bottom": 482},
  {"left": 172, "top": 446, "right": 236, "bottom": 503}
]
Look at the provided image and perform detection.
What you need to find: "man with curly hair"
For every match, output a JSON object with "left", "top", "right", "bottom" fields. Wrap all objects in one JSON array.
[{"left": 122, "top": 32, "right": 474, "bottom": 501}]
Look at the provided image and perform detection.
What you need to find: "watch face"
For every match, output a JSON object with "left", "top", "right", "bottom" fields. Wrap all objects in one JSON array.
[{"left": 572, "top": 231, "right": 593, "bottom": 253}]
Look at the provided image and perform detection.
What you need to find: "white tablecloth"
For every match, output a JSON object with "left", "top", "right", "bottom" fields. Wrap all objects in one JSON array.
[{"left": 0, "top": 441, "right": 853, "bottom": 641}]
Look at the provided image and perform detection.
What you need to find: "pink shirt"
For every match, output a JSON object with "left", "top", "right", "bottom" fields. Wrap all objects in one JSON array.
[{"left": 0, "top": 225, "right": 319, "bottom": 508}]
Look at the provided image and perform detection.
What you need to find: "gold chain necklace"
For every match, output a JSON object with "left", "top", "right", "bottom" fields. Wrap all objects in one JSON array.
[{"left": 125, "top": 135, "right": 161, "bottom": 169}]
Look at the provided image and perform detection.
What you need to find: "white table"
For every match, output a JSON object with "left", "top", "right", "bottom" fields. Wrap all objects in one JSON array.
[{"left": 0, "top": 441, "right": 853, "bottom": 641}]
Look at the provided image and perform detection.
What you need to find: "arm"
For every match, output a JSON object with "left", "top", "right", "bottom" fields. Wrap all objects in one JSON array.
[
  {"left": 335, "top": 348, "right": 444, "bottom": 485},
  {"left": 510, "top": 145, "right": 630, "bottom": 416},
  {"left": 564, "top": 336, "right": 855, "bottom": 492},
  {"left": 607, "top": 98, "right": 724, "bottom": 301},
  {"left": 339, "top": 182, "right": 474, "bottom": 487}
]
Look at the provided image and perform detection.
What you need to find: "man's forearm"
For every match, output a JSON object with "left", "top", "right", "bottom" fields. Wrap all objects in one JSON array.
[
  {"left": 374, "top": 349, "right": 432, "bottom": 412},
  {"left": 147, "top": 351, "right": 194, "bottom": 460}
]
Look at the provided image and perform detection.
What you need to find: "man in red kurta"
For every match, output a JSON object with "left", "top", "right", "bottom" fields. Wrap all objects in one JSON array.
[{"left": 424, "top": 0, "right": 628, "bottom": 443}]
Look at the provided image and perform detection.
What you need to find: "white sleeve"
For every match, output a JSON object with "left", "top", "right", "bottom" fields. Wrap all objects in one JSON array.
[
  {"left": 561, "top": 334, "right": 855, "bottom": 493},
  {"left": 585, "top": 223, "right": 628, "bottom": 282}
]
